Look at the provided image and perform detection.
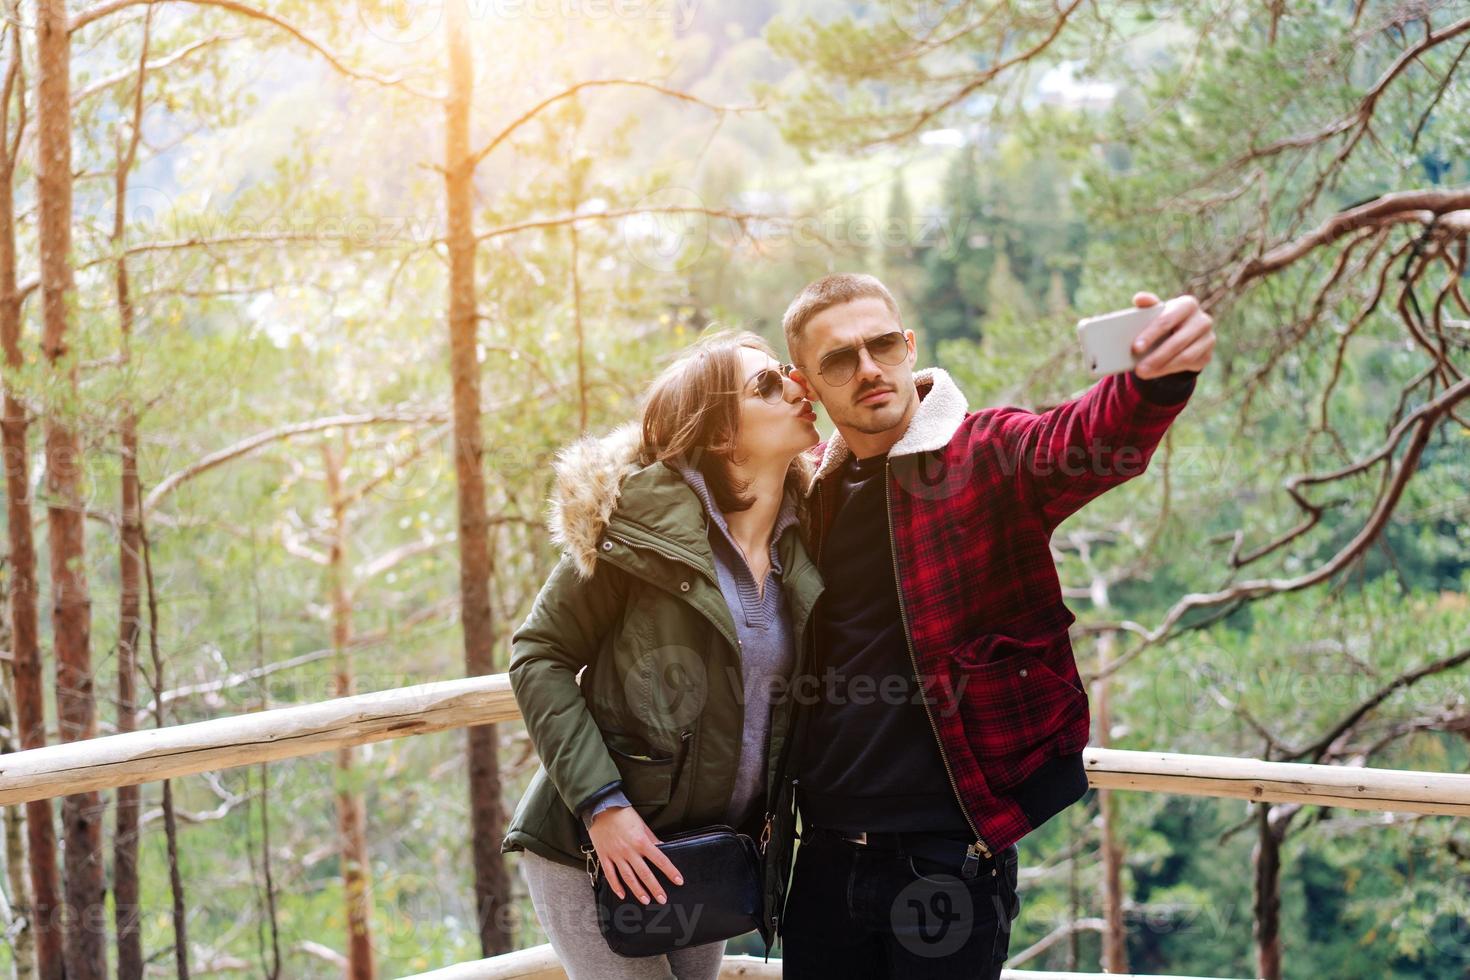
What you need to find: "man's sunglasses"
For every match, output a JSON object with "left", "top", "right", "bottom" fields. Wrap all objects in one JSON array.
[{"left": 810, "top": 331, "right": 908, "bottom": 387}]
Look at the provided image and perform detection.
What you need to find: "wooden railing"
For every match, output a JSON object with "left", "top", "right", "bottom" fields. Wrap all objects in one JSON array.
[
  {"left": 401, "top": 942, "right": 1254, "bottom": 979},
  {"left": 5, "top": 672, "right": 1465, "bottom": 980},
  {"left": 6, "top": 674, "right": 1467, "bottom": 815}
]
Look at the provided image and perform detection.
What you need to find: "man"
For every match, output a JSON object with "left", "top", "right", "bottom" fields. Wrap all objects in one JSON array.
[{"left": 776, "top": 273, "right": 1213, "bottom": 978}]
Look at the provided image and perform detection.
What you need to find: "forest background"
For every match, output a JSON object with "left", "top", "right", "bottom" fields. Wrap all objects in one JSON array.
[{"left": 0, "top": 0, "right": 1467, "bottom": 977}]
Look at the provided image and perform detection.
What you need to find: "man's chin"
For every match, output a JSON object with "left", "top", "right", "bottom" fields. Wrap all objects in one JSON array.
[{"left": 834, "top": 404, "right": 905, "bottom": 436}]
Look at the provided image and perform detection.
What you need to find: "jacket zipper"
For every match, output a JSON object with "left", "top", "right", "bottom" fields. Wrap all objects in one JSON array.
[
  {"left": 605, "top": 524, "right": 714, "bottom": 585},
  {"left": 670, "top": 728, "right": 694, "bottom": 800},
  {"left": 883, "top": 459, "right": 993, "bottom": 866},
  {"left": 608, "top": 513, "right": 806, "bottom": 923}
]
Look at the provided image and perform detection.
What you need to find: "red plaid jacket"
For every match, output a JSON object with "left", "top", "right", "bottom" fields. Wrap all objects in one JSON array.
[{"left": 803, "top": 366, "right": 1195, "bottom": 855}]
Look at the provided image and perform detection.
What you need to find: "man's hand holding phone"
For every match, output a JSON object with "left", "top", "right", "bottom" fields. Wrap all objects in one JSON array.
[
  {"left": 1077, "top": 292, "right": 1216, "bottom": 379},
  {"left": 1126, "top": 292, "right": 1216, "bottom": 379}
]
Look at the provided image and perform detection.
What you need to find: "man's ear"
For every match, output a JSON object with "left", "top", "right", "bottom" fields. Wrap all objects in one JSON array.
[
  {"left": 904, "top": 329, "right": 918, "bottom": 366},
  {"left": 789, "top": 366, "right": 822, "bottom": 404}
]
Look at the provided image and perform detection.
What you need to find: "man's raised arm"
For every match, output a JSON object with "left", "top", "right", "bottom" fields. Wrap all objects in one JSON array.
[{"left": 985, "top": 292, "right": 1216, "bottom": 532}]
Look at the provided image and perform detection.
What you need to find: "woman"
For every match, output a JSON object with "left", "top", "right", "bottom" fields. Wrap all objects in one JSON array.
[{"left": 501, "top": 329, "right": 824, "bottom": 979}]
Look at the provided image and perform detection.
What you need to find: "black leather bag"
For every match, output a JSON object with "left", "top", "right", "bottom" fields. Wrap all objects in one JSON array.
[{"left": 582, "top": 824, "right": 764, "bottom": 958}]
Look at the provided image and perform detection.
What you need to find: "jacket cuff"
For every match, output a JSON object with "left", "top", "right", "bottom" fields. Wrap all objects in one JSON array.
[
  {"left": 578, "top": 781, "right": 631, "bottom": 825},
  {"left": 1130, "top": 368, "right": 1198, "bottom": 406}
]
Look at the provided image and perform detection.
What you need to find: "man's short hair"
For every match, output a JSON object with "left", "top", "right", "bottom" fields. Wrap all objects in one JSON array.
[{"left": 781, "top": 273, "right": 903, "bottom": 366}]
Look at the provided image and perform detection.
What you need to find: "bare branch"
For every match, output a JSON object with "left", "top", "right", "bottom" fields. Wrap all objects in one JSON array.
[
  {"left": 467, "top": 79, "right": 758, "bottom": 171},
  {"left": 142, "top": 596, "right": 458, "bottom": 715},
  {"left": 856, "top": 0, "right": 1086, "bottom": 148},
  {"left": 1293, "top": 645, "right": 1470, "bottom": 762},
  {"left": 1007, "top": 917, "right": 1107, "bottom": 967},
  {"left": 70, "top": 0, "right": 438, "bottom": 100},
  {"left": 1090, "top": 372, "right": 1470, "bottom": 682},
  {"left": 1218, "top": 192, "right": 1470, "bottom": 298},
  {"left": 71, "top": 32, "right": 240, "bottom": 104},
  {"left": 143, "top": 411, "right": 449, "bottom": 514},
  {"left": 351, "top": 535, "right": 451, "bottom": 587},
  {"left": 473, "top": 204, "right": 785, "bottom": 245},
  {"left": 278, "top": 521, "right": 328, "bottom": 567},
  {"left": 1204, "top": 14, "right": 1470, "bottom": 182},
  {"left": 336, "top": 421, "right": 452, "bottom": 512}
]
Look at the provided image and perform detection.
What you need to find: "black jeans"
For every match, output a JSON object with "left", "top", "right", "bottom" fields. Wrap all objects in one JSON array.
[{"left": 781, "top": 830, "right": 1020, "bottom": 979}]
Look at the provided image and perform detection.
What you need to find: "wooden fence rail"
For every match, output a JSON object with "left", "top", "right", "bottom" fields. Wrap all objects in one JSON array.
[
  {"left": 1, "top": 674, "right": 1466, "bottom": 816},
  {"left": 397, "top": 943, "right": 1259, "bottom": 979}
]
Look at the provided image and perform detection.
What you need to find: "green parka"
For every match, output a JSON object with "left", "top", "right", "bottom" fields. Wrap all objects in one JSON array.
[{"left": 500, "top": 422, "right": 823, "bottom": 948}]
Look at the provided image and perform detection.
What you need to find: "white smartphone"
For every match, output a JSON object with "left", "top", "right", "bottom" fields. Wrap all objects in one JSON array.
[{"left": 1077, "top": 304, "right": 1166, "bottom": 376}]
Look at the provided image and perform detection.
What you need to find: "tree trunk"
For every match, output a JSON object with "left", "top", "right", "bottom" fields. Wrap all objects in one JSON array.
[
  {"left": 36, "top": 2, "right": 107, "bottom": 975},
  {"left": 1252, "top": 803, "right": 1283, "bottom": 980},
  {"left": 0, "top": 2, "right": 63, "bottom": 974},
  {"left": 322, "top": 435, "right": 377, "bottom": 980},
  {"left": 112, "top": 15, "right": 152, "bottom": 977},
  {"left": 444, "top": 0, "right": 513, "bottom": 954},
  {"left": 139, "top": 522, "right": 189, "bottom": 979},
  {"left": 113, "top": 276, "right": 144, "bottom": 980},
  {"left": 0, "top": 660, "right": 37, "bottom": 979}
]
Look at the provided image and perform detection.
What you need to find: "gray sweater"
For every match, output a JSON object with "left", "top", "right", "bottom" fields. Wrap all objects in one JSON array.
[{"left": 580, "top": 460, "right": 800, "bottom": 831}]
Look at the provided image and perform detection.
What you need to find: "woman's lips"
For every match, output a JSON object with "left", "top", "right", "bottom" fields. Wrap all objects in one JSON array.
[{"left": 798, "top": 405, "right": 818, "bottom": 422}]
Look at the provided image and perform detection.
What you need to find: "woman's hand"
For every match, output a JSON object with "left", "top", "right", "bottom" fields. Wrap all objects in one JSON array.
[{"left": 587, "top": 805, "right": 684, "bottom": 905}]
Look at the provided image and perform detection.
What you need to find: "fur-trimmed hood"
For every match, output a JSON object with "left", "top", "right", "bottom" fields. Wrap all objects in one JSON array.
[
  {"left": 545, "top": 422, "right": 644, "bottom": 581},
  {"left": 806, "top": 366, "right": 969, "bottom": 492},
  {"left": 547, "top": 421, "right": 816, "bottom": 580}
]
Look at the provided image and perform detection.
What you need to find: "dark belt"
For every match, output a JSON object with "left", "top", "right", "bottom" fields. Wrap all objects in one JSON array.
[{"left": 804, "top": 825, "right": 999, "bottom": 880}]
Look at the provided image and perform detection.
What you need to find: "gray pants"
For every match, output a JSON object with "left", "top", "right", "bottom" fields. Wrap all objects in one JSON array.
[{"left": 519, "top": 849, "right": 727, "bottom": 980}]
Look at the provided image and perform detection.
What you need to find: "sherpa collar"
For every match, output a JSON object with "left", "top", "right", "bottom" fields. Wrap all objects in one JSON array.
[{"left": 806, "top": 366, "right": 969, "bottom": 493}]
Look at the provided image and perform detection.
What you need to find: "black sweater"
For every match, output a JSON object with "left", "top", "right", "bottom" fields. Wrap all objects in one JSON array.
[{"left": 795, "top": 450, "right": 972, "bottom": 835}]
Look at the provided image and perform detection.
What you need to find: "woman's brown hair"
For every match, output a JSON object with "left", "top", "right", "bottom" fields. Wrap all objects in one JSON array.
[{"left": 639, "top": 328, "right": 809, "bottom": 515}]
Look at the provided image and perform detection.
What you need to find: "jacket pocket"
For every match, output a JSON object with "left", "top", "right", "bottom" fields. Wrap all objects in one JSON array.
[
  {"left": 949, "top": 630, "right": 1090, "bottom": 794},
  {"left": 600, "top": 728, "right": 681, "bottom": 815}
]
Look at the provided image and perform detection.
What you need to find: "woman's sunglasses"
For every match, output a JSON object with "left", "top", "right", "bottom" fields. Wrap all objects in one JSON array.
[
  {"left": 813, "top": 331, "right": 908, "bottom": 387},
  {"left": 748, "top": 365, "right": 796, "bottom": 404}
]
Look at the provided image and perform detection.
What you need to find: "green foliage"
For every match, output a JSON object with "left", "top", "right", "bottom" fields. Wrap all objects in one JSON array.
[{"left": 4, "top": 1, "right": 1465, "bottom": 975}]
